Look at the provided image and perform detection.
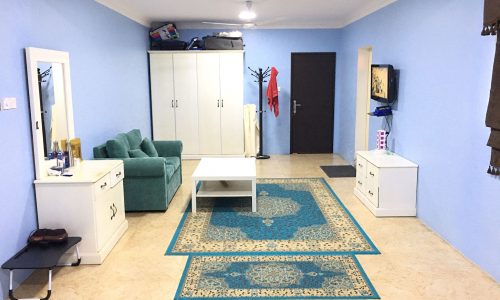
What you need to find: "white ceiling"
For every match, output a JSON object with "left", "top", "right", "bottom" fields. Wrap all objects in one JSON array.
[{"left": 95, "top": 0, "right": 397, "bottom": 29}]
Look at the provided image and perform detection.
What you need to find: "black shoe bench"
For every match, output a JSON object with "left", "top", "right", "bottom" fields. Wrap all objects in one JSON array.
[{"left": 2, "top": 237, "right": 81, "bottom": 300}]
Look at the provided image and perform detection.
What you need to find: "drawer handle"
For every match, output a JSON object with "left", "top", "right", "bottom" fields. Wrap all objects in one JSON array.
[
  {"left": 369, "top": 172, "right": 374, "bottom": 176},
  {"left": 110, "top": 205, "right": 114, "bottom": 220},
  {"left": 358, "top": 163, "right": 363, "bottom": 167},
  {"left": 357, "top": 180, "right": 363, "bottom": 185},
  {"left": 100, "top": 182, "right": 107, "bottom": 189},
  {"left": 110, "top": 204, "right": 117, "bottom": 220},
  {"left": 116, "top": 171, "right": 122, "bottom": 177},
  {"left": 368, "top": 190, "right": 374, "bottom": 196}
]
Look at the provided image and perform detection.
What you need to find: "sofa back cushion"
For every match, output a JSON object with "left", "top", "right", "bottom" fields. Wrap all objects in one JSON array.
[
  {"left": 141, "top": 137, "right": 159, "bottom": 157},
  {"left": 126, "top": 129, "right": 142, "bottom": 150},
  {"left": 93, "top": 144, "right": 108, "bottom": 158},
  {"left": 106, "top": 133, "right": 131, "bottom": 158}
]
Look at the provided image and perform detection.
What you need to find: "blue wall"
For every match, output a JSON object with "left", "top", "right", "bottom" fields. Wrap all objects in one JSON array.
[
  {"left": 0, "top": 0, "right": 149, "bottom": 297},
  {"left": 181, "top": 29, "right": 342, "bottom": 154},
  {"left": 336, "top": 0, "right": 500, "bottom": 281}
]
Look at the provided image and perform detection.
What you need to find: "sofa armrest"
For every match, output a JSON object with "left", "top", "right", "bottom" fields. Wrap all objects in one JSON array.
[
  {"left": 153, "top": 140, "right": 183, "bottom": 158},
  {"left": 123, "top": 157, "right": 166, "bottom": 177}
]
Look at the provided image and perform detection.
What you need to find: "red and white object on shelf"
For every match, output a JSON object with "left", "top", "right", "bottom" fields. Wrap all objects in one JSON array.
[{"left": 376, "top": 130, "right": 387, "bottom": 150}]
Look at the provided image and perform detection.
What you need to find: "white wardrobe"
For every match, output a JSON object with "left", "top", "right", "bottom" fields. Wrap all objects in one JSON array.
[{"left": 149, "top": 51, "right": 244, "bottom": 158}]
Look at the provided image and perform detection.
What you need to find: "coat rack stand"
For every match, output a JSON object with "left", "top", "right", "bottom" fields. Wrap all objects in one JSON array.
[{"left": 248, "top": 66, "right": 271, "bottom": 159}]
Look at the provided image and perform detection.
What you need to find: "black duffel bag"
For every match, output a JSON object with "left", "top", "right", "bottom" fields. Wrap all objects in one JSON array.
[{"left": 203, "top": 36, "right": 244, "bottom": 50}]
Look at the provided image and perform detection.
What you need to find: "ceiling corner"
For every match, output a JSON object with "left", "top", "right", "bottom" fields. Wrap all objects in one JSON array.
[
  {"left": 338, "top": 0, "right": 397, "bottom": 28},
  {"left": 95, "top": 0, "right": 151, "bottom": 27}
]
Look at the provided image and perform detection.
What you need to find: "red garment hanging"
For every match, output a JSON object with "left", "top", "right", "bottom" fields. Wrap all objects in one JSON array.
[{"left": 266, "top": 67, "right": 279, "bottom": 117}]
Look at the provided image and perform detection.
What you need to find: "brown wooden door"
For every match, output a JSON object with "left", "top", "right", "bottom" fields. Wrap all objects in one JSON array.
[{"left": 290, "top": 53, "right": 336, "bottom": 153}]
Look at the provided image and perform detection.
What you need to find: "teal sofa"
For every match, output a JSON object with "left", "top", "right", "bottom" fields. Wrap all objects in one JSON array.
[{"left": 93, "top": 129, "right": 182, "bottom": 212}]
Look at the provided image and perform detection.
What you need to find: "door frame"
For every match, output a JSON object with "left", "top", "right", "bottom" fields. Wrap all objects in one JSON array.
[
  {"left": 354, "top": 47, "right": 372, "bottom": 155},
  {"left": 289, "top": 52, "right": 336, "bottom": 154}
]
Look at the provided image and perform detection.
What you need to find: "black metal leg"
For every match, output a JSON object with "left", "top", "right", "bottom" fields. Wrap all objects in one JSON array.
[
  {"left": 9, "top": 269, "right": 52, "bottom": 300},
  {"left": 9, "top": 270, "right": 17, "bottom": 300}
]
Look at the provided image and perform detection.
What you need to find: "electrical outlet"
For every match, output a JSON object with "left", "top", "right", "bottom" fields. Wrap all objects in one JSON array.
[{"left": 0, "top": 97, "right": 16, "bottom": 110}]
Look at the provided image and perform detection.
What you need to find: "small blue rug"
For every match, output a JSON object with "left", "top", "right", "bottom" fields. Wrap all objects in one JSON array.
[
  {"left": 175, "top": 255, "right": 379, "bottom": 299},
  {"left": 167, "top": 178, "right": 379, "bottom": 256}
]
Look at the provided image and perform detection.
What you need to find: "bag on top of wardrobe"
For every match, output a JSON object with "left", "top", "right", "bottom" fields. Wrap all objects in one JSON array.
[
  {"left": 149, "top": 22, "right": 179, "bottom": 41},
  {"left": 203, "top": 35, "right": 244, "bottom": 50}
]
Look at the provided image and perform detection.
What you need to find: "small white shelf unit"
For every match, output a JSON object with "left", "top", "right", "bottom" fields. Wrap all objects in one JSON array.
[{"left": 354, "top": 150, "right": 418, "bottom": 217}]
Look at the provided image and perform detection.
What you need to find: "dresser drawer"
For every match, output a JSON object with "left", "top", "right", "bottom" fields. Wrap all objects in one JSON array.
[
  {"left": 110, "top": 164, "right": 124, "bottom": 187},
  {"left": 365, "top": 185, "right": 379, "bottom": 207},
  {"left": 355, "top": 156, "right": 367, "bottom": 191},
  {"left": 366, "top": 162, "right": 379, "bottom": 186},
  {"left": 95, "top": 174, "right": 111, "bottom": 196}
]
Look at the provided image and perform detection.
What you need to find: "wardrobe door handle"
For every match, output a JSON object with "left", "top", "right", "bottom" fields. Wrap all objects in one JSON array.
[
  {"left": 176, "top": 100, "right": 178, "bottom": 108},
  {"left": 116, "top": 171, "right": 122, "bottom": 177},
  {"left": 221, "top": 99, "right": 224, "bottom": 107},
  {"left": 357, "top": 180, "right": 363, "bottom": 185},
  {"left": 369, "top": 172, "right": 374, "bottom": 176},
  {"left": 368, "top": 190, "right": 374, "bottom": 196},
  {"left": 171, "top": 100, "right": 174, "bottom": 108},
  {"left": 217, "top": 99, "right": 219, "bottom": 107},
  {"left": 110, "top": 205, "right": 114, "bottom": 220},
  {"left": 100, "top": 182, "right": 107, "bottom": 189}
]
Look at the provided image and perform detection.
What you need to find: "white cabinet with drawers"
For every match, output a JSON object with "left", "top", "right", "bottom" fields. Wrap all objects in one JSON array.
[
  {"left": 35, "top": 160, "right": 128, "bottom": 264},
  {"left": 354, "top": 151, "right": 418, "bottom": 217}
]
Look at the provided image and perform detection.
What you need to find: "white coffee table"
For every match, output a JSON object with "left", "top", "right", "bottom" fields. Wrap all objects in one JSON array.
[{"left": 191, "top": 158, "right": 256, "bottom": 213}]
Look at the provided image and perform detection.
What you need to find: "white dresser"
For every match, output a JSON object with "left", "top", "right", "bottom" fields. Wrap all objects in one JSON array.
[
  {"left": 35, "top": 160, "right": 128, "bottom": 264},
  {"left": 354, "top": 151, "right": 418, "bottom": 217}
]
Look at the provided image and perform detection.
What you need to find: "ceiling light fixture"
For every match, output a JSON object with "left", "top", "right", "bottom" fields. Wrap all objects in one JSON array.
[{"left": 239, "top": 1, "right": 256, "bottom": 21}]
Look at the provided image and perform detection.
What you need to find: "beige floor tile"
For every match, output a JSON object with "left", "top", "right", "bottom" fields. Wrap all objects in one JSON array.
[{"left": 10, "top": 155, "right": 500, "bottom": 300}]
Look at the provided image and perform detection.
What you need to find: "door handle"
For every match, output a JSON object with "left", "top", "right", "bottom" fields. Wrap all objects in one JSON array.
[
  {"left": 217, "top": 99, "right": 219, "bottom": 107},
  {"left": 175, "top": 100, "right": 178, "bottom": 108},
  {"left": 221, "top": 99, "right": 224, "bottom": 107},
  {"left": 293, "top": 100, "right": 302, "bottom": 115},
  {"left": 171, "top": 100, "right": 174, "bottom": 108}
]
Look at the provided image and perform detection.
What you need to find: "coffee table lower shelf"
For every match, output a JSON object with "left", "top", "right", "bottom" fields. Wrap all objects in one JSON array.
[{"left": 192, "top": 180, "right": 256, "bottom": 213}]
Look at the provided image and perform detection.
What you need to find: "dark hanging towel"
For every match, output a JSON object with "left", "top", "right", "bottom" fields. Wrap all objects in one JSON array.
[{"left": 483, "top": 0, "right": 500, "bottom": 175}]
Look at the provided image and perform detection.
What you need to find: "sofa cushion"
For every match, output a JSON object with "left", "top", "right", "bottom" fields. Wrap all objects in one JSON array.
[
  {"left": 128, "top": 149, "right": 149, "bottom": 158},
  {"left": 106, "top": 139, "right": 130, "bottom": 158},
  {"left": 164, "top": 157, "right": 180, "bottom": 170},
  {"left": 165, "top": 163, "right": 175, "bottom": 179},
  {"left": 126, "top": 129, "right": 142, "bottom": 150},
  {"left": 141, "top": 137, "right": 159, "bottom": 157},
  {"left": 93, "top": 144, "right": 108, "bottom": 158}
]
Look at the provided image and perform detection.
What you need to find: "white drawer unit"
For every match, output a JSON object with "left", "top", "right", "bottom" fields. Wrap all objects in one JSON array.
[
  {"left": 354, "top": 151, "right": 418, "bottom": 217},
  {"left": 35, "top": 160, "right": 128, "bottom": 264}
]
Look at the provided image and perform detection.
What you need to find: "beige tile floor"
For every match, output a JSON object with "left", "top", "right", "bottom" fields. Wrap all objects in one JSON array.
[{"left": 11, "top": 154, "right": 500, "bottom": 300}]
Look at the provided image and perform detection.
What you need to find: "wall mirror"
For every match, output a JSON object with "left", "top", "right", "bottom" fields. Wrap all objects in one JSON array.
[{"left": 26, "top": 48, "right": 74, "bottom": 179}]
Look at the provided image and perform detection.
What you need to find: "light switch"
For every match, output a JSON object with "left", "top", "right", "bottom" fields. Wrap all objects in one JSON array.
[{"left": 1, "top": 97, "right": 16, "bottom": 110}]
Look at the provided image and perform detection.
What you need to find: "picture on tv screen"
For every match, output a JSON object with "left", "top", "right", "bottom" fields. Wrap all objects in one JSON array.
[{"left": 371, "top": 66, "right": 388, "bottom": 99}]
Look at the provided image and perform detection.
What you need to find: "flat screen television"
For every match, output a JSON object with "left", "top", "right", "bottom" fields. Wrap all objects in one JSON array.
[{"left": 371, "top": 64, "right": 396, "bottom": 103}]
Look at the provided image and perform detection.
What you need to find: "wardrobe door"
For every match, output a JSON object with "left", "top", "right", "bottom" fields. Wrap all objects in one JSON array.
[
  {"left": 197, "top": 53, "right": 222, "bottom": 155},
  {"left": 150, "top": 53, "right": 176, "bottom": 140},
  {"left": 173, "top": 53, "right": 199, "bottom": 155},
  {"left": 219, "top": 53, "right": 244, "bottom": 154}
]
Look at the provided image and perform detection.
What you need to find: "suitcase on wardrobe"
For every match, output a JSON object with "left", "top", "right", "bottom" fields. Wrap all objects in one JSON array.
[
  {"left": 203, "top": 36, "right": 244, "bottom": 50},
  {"left": 151, "top": 39, "right": 187, "bottom": 50}
]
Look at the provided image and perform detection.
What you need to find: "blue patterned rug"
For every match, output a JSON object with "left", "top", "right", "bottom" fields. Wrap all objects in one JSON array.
[
  {"left": 167, "top": 178, "right": 379, "bottom": 255},
  {"left": 175, "top": 255, "right": 379, "bottom": 299}
]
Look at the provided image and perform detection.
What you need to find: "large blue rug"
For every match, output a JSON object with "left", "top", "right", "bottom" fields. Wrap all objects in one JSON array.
[
  {"left": 167, "top": 178, "right": 379, "bottom": 255},
  {"left": 175, "top": 255, "right": 379, "bottom": 299}
]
